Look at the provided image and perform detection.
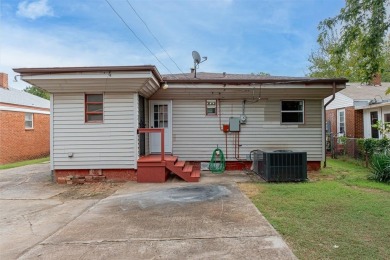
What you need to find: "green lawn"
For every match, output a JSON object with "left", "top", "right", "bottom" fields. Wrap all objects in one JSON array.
[
  {"left": 239, "top": 158, "right": 390, "bottom": 260},
  {"left": 0, "top": 157, "right": 50, "bottom": 170}
]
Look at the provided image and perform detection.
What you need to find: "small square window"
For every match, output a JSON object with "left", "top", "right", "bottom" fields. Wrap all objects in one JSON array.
[
  {"left": 85, "top": 94, "right": 103, "bottom": 123},
  {"left": 206, "top": 100, "right": 217, "bottom": 116},
  {"left": 25, "top": 113, "right": 33, "bottom": 129},
  {"left": 281, "top": 100, "right": 304, "bottom": 124}
]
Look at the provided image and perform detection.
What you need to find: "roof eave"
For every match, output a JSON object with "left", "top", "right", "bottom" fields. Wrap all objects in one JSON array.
[
  {"left": 163, "top": 78, "right": 349, "bottom": 85},
  {"left": 13, "top": 66, "right": 164, "bottom": 83}
]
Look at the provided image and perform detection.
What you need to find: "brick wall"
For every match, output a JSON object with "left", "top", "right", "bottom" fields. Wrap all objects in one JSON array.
[
  {"left": 354, "top": 109, "right": 364, "bottom": 138},
  {"left": 345, "top": 107, "right": 356, "bottom": 137},
  {"left": 0, "top": 111, "right": 50, "bottom": 164},
  {"left": 326, "top": 106, "right": 363, "bottom": 138},
  {"left": 326, "top": 109, "right": 337, "bottom": 135}
]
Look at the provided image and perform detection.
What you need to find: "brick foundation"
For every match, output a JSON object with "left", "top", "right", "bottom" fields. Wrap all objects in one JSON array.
[
  {"left": 307, "top": 161, "right": 321, "bottom": 171},
  {"left": 55, "top": 169, "right": 137, "bottom": 184},
  {"left": 188, "top": 161, "right": 320, "bottom": 172},
  {"left": 55, "top": 161, "right": 321, "bottom": 184}
]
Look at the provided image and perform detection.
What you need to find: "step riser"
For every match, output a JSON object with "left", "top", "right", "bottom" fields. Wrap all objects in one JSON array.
[{"left": 137, "top": 156, "right": 200, "bottom": 182}]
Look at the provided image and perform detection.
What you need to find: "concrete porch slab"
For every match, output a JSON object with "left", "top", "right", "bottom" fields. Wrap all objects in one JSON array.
[{"left": 20, "top": 183, "right": 296, "bottom": 259}]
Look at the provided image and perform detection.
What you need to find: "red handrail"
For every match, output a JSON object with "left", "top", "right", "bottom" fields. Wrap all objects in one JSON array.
[{"left": 137, "top": 128, "right": 165, "bottom": 161}]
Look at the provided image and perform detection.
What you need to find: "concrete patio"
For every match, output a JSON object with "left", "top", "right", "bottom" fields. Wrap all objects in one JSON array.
[{"left": 0, "top": 163, "right": 296, "bottom": 259}]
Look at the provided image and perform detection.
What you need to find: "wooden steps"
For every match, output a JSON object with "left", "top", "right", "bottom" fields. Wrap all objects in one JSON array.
[{"left": 137, "top": 154, "right": 200, "bottom": 183}]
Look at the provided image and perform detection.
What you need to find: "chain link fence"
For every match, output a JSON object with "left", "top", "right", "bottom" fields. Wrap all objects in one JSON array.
[{"left": 326, "top": 133, "right": 364, "bottom": 160}]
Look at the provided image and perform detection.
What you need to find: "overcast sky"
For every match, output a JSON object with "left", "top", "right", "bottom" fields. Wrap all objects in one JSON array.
[{"left": 0, "top": 0, "right": 344, "bottom": 90}]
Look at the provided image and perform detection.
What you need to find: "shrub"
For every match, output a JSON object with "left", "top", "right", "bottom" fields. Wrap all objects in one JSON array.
[
  {"left": 363, "top": 138, "right": 379, "bottom": 156},
  {"left": 377, "top": 138, "right": 390, "bottom": 154},
  {"left": 369, "top": 153, "right": 390, "bottom": 183}
]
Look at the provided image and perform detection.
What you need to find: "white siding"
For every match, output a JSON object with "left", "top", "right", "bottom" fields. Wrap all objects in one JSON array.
[
  {"left": 325, "top": 93, "right": 354, "bottom": 110},
  {"left": 171, "top": 99, "right": 323, "bottom": 161},
  {"left": 363, "top": 105, "right": 390, "bottom": 139},
  {"left": 53, "top": 93, "right": 137, "bottom": 169}
]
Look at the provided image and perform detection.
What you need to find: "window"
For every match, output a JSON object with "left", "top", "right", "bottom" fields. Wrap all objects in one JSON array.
[
  {"left": 384, "top": 113, "right": 390, "bottom": 124},
  {"left": 25, "top": 113, "right": 33, "bottom": 129},
  {"left": 370, "top": 111, "right": 379, "bottom": 138},
  {"left": 85, "top": 94, "right": 103, "bottom": 122},
  {"left": 281, "top": 100, "right": 304, "bottom": 123},
  {"left": 206, "top": 100, "right": 217, "bottom": 116},
  {"left": 153, "top": 104, "right": 168, "bottom": 128},
  {"left": 337, "top": 109, "right": 345, "bottom": 135}
]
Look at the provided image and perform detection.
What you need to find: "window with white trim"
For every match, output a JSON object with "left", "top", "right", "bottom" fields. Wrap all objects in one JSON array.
[
  {"left": 25, "top": 113, "right": 33, "bottom": 129},
  {"left": 206, "top": 100, "right": 217, "bottom": 116},
  {"left": 337, "top": 109, "right": 345, "bottom": 135},
  {"left": 281, "top": 100, "right": 304, "bottom": 124}
]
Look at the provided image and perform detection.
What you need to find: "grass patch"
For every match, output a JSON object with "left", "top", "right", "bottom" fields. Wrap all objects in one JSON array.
[
  {"left": 239, "top": 158, "right": 390, "bottom": 259},
  {"left": 0, "top": 157, "right": 50, "bottom": 170}
]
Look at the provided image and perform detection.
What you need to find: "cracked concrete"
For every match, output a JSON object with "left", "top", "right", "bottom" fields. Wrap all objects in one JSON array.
[{"left": 1, "top": 164, "right": 296, "bottom": 259}]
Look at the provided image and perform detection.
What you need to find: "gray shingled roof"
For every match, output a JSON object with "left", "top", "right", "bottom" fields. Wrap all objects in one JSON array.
[
  {"left": 162, "top": 72, "right": 348, "bottom": 84},
  {"left": 0, "top": 87, "right": 50, "bottom": 109},
  {"left": 339, "top": 83, "right": 390, "bottom": 101},
  {"left": 163, "top": 72, "right": 311, "bottom": 80}
]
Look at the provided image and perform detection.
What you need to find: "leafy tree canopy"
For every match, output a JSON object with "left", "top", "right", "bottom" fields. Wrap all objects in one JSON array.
[
  {"left": 308, "top": 0, "right": 390, "bottom": 83},
  {"left": 24, "top": 86, "right": 50, "bottom": 100}
]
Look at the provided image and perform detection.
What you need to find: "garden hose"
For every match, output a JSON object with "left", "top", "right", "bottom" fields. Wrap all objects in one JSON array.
[{"left": 209, "top": 147, "right": 226, "bottom": 173}]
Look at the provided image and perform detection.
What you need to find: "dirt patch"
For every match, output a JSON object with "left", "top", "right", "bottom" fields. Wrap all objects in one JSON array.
[
  {"left": 53, "top": 182, "right": 125, "bottom": 200},
  {"left": 237, "top": 183, "right": 264, "bottom": 199}
]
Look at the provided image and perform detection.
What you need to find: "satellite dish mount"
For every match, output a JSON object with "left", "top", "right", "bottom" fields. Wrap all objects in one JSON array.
[{"left": 192, "top": 51, "right": 207, "bottom": 78}]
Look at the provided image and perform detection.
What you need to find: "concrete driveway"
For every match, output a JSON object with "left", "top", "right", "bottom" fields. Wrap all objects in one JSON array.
[{"left": 0, "top": 164, "right": 296, "bottom": 259}]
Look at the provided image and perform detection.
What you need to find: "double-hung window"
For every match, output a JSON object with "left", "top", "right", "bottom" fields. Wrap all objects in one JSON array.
[
  {"left": 85, "top": 94, "right": 103, "bottom": 123},
  {"left": 337, "top": 109, "right": 346, "bottom": 135},
  {"left": 281, "top": 100, "right": 304, "bottom": 124},
  {"left": 25, "top": 113, "right": 33, "bottom": 129}
]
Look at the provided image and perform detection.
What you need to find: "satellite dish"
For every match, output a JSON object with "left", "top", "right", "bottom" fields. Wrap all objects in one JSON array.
[
  {"left": 192, "top": 51, "right": 201, "bottom": 64},
  {"left": 191, "top": 50, "right": 207, "bottom": 78}
]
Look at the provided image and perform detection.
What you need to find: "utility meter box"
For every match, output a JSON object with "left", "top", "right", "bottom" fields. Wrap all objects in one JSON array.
[
  {"left": 229, "top": 117, "right": 240, "bottom": 132},
  {"left": 240, "top": 114, "right": 247, "bottom": 124}
]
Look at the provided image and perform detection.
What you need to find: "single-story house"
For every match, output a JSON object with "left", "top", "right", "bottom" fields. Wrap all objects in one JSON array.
[
  {"left": 0, "top": 72, "right": 50, "bottom": 164},
  {"left": 358, "top": 100, "right": 390, "bottom": 139},
  {"left": 14, "top": 66, "right": 347, "bottom": 183},
  {"left": 325, "top": 83, "right": 390, "bottom": 139}
]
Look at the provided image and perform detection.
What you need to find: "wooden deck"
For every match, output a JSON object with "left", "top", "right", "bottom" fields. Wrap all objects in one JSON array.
[{"left": 137, "top": 154, "right": 177, "bottom": 163}]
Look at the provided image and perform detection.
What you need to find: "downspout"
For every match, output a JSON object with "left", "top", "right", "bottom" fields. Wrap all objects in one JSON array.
[{"left": 323, "top": 82, "right": 336, "bottom": 168}]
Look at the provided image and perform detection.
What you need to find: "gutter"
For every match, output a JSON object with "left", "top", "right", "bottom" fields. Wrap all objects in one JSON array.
[{"left": 323, "top": 82, "right": 336, "bottom": 168}]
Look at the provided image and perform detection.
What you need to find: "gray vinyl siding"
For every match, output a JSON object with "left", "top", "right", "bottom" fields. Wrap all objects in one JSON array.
[
  {"left": 53, "top": 93, "right": 137, "bottom": 169},
  {"left": 172, "top": 99, "right": 323, "bottom": 161}
]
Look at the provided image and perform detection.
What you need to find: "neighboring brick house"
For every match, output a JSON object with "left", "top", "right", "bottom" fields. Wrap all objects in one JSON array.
[
  {"left": 325, "top": 82, "right": 390, "bottom": 139},
  {"left": 0, "top": 73, "right": 50, "bottom": 164}
]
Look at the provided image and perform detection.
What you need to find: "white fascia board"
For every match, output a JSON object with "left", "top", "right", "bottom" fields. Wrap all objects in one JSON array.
[
  {"left": 0, "top": 105, "right": 50, "bottom": 114},
  {"left": 22, "top": 71, "right": 155, "bottom": 81}
]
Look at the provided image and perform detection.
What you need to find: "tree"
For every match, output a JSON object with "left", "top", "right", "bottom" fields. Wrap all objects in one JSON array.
[
  {"left": 308, "top": 31, "right": 362, "bottom": 80},
  {"left": 309, "top": 0, "right": 390, "bottom": 83},
  {"left": 383, "top": 34, "right": 390, "bottom": 82},
  {"left": 24, "top": 86, "right": 50, "bottom": 100}
]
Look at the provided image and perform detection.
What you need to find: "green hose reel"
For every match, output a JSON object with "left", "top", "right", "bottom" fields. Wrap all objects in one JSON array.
[{"left": 209, "top": 147, "right": 226, "bottom": 173}]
